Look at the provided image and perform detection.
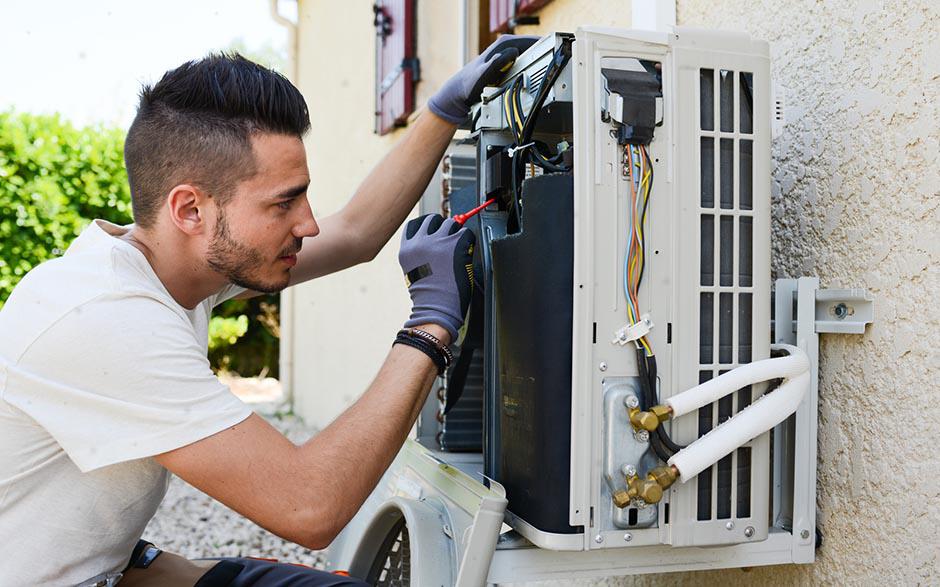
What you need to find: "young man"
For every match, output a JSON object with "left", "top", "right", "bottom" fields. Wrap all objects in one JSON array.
[{"left": 0, "top": 37, "right": 536, "bottom": 586}]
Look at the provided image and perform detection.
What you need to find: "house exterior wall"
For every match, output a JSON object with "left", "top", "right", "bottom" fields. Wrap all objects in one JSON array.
[
  {"left": 290, "top": 0, "right": 938, "bottom": 583},
  {"left": 289, "top": 0, "right": 462, "bottom": 427}
]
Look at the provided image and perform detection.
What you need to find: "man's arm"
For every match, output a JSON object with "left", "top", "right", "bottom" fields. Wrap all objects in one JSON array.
[
  {"left": 155, "top": 323, "right": 448, "bottom": 549},
  {"left": 286, "top": 110, "right": 457, "bottom": 284},
  {"left": 273, "top": 34, "right": 538, "bottom": 287},
  {"left": 158, "top": 214, "right": 475, "bottom": 549}
]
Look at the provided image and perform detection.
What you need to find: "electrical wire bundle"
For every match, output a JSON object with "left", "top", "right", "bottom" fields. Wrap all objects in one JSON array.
[
  {"left": 499, "top": 41, "right": 573, "bottom": 229},
  {"left": 622, "top": 144, "right": 685, "bottom": 462}
]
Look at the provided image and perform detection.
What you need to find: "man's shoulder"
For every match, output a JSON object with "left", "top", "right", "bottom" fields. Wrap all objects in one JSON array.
[{"left": 0, "top": 259, "right": 186, "bottom": 366}]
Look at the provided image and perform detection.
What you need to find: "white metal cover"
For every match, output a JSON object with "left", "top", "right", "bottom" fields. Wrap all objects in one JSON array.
[{"left": 569, "top": 26, "right": 772, "bottom": 549}]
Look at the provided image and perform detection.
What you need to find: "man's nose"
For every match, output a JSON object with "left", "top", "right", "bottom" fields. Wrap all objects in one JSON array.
[{"left": 294, "top": 198, "right": 319, "bottom": 239}]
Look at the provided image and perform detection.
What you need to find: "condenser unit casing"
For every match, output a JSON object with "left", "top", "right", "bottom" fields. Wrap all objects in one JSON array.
[
  {"left": 464, "top": 27, "right": 773, "bottom": 550},
  {"left": 328, "top": 27, "right": 851, "bottom": 582}
]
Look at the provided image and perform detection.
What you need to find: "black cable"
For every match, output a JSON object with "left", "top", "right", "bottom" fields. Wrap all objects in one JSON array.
[
  {"left": 520, "top": 41, "right": 572, "bottom": 143},
  {"left": 636, "top": 347, "right": 674, "bottom": 462},
  {"left": 647, "top": 354, "right": 685, "bottom": 453},
  {"left": 502, "top": 42, "right": 574, "bottom": 230}
]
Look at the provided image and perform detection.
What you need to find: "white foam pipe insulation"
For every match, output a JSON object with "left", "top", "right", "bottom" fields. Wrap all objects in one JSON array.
[{"left": 666, "top": 344, "right": 810, "bottom": 483}]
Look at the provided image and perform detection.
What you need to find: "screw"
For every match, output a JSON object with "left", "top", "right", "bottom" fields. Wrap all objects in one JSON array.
[
  {"left": 725, "top": 521, "right": 735, "bottom": 531},
  {"left": 594, "top": 534, "right": 604, "bottom": 544},
  {"left": 634, "top": 430, "right": 650, "bottom": 443},
  {"left": 800, "top": 529, "right": 810, "bottom": 540},
  {"left": 833, "top": 303, "right": 848, "bottom": 319},
  {"left": 599, "top": 362, "right": 608, "bottom": 372},
  {"left": 623, "top": 533, "right": 633, "bottom": 542},
  {"left": 621, "top": 464, "right": 637, "bottom": 478},
  {"left": 744, "top": 526, "right": 755, "bottom": 538},
  {"left": 624, "top": 395, "right": 639, "bottom": 409}
]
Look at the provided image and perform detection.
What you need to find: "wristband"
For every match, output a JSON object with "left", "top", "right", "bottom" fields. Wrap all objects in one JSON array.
[
  {"left": 394, "top": 332, "right": 448, "bottom": 375},
  {"left": 402, "top": 327, "right": 454, "bottom": 365}
]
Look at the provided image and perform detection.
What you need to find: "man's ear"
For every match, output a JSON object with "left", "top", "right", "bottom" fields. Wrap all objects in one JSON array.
[{"left": 165, "top": 184, "right": 210, "bottom": 235}]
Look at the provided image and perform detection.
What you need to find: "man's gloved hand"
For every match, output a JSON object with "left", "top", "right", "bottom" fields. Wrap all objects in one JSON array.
[
  {"left": 428, "top": 34, "right": 539, "bottom": 125},
  {"left": 399, "top": 214, "right": 476, "bottom": 343}
]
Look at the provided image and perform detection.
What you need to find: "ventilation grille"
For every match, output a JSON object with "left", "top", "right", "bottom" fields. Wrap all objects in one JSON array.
[
  {"left": 696, "top": 68, "right": 755, "bottom": 522},
  {"left": 525, "top": 63, "right": 549, "bottom": 98}
]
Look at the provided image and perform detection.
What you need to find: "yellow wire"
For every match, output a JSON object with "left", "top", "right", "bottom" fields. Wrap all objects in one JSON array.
[{"left": 512, "top": 84, "right": 524, "bottom": 138}]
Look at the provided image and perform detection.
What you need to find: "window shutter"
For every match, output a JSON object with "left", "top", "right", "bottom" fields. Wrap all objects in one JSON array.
[
  {"left": 489, "top": 0, "right": 553, "bottom": 34},
  {"left": 374, "top": 0, "right": 418, "bottom": 135}
]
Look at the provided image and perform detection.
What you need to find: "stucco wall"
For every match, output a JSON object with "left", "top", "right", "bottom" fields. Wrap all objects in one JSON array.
[
  {"left": 650, "top": 1, "right": 939, "bottom": 584},
  {"left": 289, "top": 0, "right": 462, "bottom": 427}
]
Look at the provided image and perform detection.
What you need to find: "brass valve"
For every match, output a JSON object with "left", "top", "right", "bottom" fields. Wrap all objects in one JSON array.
[
  {"left": 648, "top": 465, "right": 679, "bottom": 490},
  {"left": 611, "top": 466, "right": 680, "bottom": 509},
  {"left": 628, "top": 404, "right": 673, "bottom": 432},
  {"left": 612, "top": 488, "right": 634, "bottom": 509},
  {"left": 635, "top": 478, "right": 663, "bottom": 504}
]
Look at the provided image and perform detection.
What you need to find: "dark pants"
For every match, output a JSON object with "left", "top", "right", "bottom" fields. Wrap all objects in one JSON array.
[
  {"left": 198, "top": 558, "right": 368, "bottom": 587},
  {"left": 121, "top": 540, "right": 368, "bottom": 587}
]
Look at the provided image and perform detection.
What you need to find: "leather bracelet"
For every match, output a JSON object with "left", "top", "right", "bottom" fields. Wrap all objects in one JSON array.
[
  {"left": 394, "top": 333, "right": 447, "bottom": 375},
  {"left": 401, "top": 327, "right": 454, "bottom": 365}
]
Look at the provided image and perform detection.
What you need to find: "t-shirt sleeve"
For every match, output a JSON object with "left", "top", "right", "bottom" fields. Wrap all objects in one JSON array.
[{"left": 5, "top": 294, "right": 252, "bottom": 472}]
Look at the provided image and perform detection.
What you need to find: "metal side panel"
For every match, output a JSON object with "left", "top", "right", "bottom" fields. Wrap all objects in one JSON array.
[
  {"left": 571, "top": 26, "right": 774, "bottom": 550},
  {"left": 572, "top": 27, "right": 676, "bottom": 551},
  {"left": 570, "top": 28, "right": 671, "bottom": 537},
  {"left": 667, "top": 31, "right": 772, "bottom": 548}
]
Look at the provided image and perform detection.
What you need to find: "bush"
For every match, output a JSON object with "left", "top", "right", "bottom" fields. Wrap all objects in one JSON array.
[
  {"left": 0, "top": 110, "right": 278, "bottom": 376},
  {"left": 0, "top": 111, "right": 133, "bottom": 299}
]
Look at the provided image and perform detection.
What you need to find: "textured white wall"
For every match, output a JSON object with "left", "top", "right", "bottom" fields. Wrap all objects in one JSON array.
[{"left": 657, "top": 1, "right": 940, "bottom": 584}]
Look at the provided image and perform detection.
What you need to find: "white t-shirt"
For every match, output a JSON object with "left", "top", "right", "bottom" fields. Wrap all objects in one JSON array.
[{"left": 0, "top": 220, "right": 253, "bottom": 586}]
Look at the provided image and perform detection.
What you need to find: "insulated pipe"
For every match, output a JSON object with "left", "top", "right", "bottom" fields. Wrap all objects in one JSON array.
[
  {"left": 665, "top": 344, "right": 810, "bottom": 418},
  {"left": 667, "top": 345, "right": 810, "bottom": 483}
]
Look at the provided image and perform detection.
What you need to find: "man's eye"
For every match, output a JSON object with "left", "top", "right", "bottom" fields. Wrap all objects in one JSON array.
[{"left": 276, "top": 200, "right": 292, "bottom": 210}]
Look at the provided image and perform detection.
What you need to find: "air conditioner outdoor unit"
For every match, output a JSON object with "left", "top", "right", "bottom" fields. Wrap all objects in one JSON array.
[{"left": 325, "top": 27, "right": 871, "bottom": 585}]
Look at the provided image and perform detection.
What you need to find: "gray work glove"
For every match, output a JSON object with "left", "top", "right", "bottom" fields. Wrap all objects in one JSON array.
[
  {"left": 428, "top": 34, "right": 539, "bottom": 124},
  {"left": 399, "top": 214, "right": 476, "bottom": 343}
]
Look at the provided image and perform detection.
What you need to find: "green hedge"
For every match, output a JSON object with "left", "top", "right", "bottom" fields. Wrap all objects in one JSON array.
[
  {"left": 0, "top": 110, "right": 278, "bottom": 376},
  {"left": 0, "top": 111, "right": 133, "bottom": 298}
]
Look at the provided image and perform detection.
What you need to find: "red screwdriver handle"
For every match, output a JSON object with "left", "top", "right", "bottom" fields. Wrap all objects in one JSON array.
[{"left": 454, "top": 198, "right": 497, "bottom": 225}]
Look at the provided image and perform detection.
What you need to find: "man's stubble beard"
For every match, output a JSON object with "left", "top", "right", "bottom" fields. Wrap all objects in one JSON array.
[{"left": 206, "top": 206, "right": 289, "bottom": 294}]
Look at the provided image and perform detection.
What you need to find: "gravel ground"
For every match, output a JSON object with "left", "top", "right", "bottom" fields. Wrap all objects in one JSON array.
[{"left": 142, "top": 400, "right": 326, "bottom": 568}]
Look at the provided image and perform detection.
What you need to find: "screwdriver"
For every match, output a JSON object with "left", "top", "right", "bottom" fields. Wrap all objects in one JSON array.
[{"left": 453, "top": 198, "right": 497, "bottom": 225}]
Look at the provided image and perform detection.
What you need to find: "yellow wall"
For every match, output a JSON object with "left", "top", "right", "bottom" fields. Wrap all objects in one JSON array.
[
  {"left": 515, "top": 0, "right": 635, "bottom": 34},
  {"left": 289, "top": 0, "right": 462, "bottom": 427}
]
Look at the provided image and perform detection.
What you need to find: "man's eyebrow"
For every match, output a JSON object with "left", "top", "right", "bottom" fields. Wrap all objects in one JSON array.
[{"left": 269, "top": 182, "right": 310, "bottom": 200}]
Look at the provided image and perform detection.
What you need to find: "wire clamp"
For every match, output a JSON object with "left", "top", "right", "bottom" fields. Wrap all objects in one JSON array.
[
  {"left": 507, "top": 142, "right": 534, "bottom": 158},
  {"left": 612, "top": 316, "right": 653, "bottom": 346}
]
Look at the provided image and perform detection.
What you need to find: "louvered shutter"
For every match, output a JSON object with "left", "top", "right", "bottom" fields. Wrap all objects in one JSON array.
[
  {"left": 374, "top": 0, "right": 418, "bottom": 135},
  {"left": 489, "top": 0, "right": 553, "bottom": 34}
]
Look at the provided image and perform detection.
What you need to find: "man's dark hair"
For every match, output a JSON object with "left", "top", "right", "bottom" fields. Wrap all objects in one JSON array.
[{"left": 124, "top": 53, "right": 310, "bottom": 228}]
